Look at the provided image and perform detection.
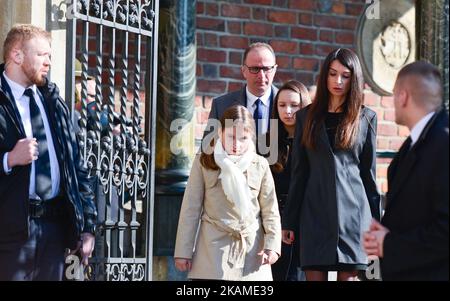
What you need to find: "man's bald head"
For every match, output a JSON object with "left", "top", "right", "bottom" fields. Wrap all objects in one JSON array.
[{"left": 396, "top": 61, "right": 443, "bottom": 111}]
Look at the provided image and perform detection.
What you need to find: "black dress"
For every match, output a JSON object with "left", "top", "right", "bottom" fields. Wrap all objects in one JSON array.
[
  {"left": 325, "top": 112, "right": 343, "bottom": 152},
  {"left": 270, "top": 137, "right": 301, "bottom": 280},
  {"left": 273, "top": 137, "right": 293, "bottom": 209}
]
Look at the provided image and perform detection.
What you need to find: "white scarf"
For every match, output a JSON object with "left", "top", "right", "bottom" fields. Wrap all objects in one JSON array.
[{"left": 214, "top": 138, "right": 255, "bottom": 221}]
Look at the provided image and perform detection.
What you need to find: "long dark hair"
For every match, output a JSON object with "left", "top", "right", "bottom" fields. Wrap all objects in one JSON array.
[
  {"left": 200, "top": 105, "right": 255, "bottom": 170},
  {"left": 270, "top": 80, "right": 310, "bottom": 173},
  {"left": 302, "top": 48, "right": 364, "bottom": 150}
]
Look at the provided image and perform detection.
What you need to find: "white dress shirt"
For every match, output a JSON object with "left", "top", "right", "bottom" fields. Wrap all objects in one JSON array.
[
  {"left": 2, "top": 71, "right": 60, "bottom": 200},
  {"left": 246, "top": 87, "right": 272, "bottom": 135},
  {"left": 410, "top": 111, "right": 435, "bottom": 147}
]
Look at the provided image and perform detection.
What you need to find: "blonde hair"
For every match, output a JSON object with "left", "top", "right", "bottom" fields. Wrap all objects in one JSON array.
[{"left": 3, "top": 24, "right": 51, "bottom": 62}]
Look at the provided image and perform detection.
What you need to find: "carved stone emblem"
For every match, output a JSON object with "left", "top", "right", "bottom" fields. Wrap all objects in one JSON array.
[
  {"left": 357, "top": 0, "right": 416, "bottom": 95},
  {"left": 379, "top": 21, "right": 411, "bottom": 68}
]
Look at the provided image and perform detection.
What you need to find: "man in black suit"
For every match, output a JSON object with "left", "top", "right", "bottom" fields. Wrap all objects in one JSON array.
[
  {"left": 363, "top": 61, "right": 449, "bottom": 281},
  {"left": 202, "top": 42, "right": 278, "bottom": 157},
  {"left": 0, "top": 24, "right": 97, "bottom": 280}
]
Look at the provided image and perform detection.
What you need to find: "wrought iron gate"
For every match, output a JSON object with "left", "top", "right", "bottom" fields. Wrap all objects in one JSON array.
[{"left": 65, "top": 0, "right": 159, "bottom": 280}]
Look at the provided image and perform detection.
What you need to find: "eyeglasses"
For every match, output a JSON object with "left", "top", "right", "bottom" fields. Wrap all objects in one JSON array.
[{"left": 244, "top": 64, "right": 277, "bottom": 74}]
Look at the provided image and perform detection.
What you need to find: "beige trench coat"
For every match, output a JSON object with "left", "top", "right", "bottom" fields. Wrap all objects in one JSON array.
[{"left": 174, "top": 154, "right": 281, "bottom": 280}]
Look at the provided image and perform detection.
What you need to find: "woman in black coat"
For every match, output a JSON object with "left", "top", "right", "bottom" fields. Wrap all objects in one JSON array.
[
  {"left": 282, "top": 48, "right": 381, "bottom": 281},
  {"left": 268, "top": 80, "right": 311, "bottom": 281}
]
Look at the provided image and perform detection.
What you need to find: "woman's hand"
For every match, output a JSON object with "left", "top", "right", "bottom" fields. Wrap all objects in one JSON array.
[
  {"left": 258, "top": 249, "right": 279, "bottom": 265},
  {"left": 282, "top": 230, "right": 295, "bottom": 244},
  {"left": 175, "top": 258, "right": 192, "bottom": 272}
]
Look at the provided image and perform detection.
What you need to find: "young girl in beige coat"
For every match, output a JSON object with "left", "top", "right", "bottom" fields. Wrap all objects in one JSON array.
[{"left": 174, "top": 105, "right": 281, "bottom": 280}]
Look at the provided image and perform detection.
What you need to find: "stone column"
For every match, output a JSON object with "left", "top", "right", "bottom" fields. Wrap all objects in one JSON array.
[
  {"left": 0, "top": 0, "right": 45, "bottom": 58},
  {"left": 154, "top": 0, "right": 196, "bottom": 280},
  {"left": 0, "top": 0, "right": 67, "bottom": 97},
  {"left": 418, "top": 0, "right": 449, "bottom": 110}
]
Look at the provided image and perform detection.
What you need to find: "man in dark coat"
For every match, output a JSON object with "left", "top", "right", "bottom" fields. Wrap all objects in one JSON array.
[
  {"left": 363, "top": 61, "right": 449, "bottom": 281},
  {"left": 0, "top": 24, "right": 97, "bottom": 280}
]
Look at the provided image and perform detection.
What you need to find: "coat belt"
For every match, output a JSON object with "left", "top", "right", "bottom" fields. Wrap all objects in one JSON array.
[{"left": 202, "top": 214, "right": 260, "bottom": 269}]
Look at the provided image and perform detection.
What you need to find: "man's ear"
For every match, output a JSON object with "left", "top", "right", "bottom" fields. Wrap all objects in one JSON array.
[
  {"left": 11, "top": 48, "right": 24, "bottom": 64},
  {"left": 399, "top": 89, "right": 409, "bottom": 108},
  {"left": 241, "top": 65, "right": 247, "bottom": 79}
]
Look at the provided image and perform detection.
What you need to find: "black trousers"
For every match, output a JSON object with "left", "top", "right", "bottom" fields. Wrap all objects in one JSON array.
[{"left": 0, "top": 217, "right": 65, "bottom": 281}]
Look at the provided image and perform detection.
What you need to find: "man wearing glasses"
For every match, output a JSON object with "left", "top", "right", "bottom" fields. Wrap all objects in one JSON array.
[{"left": 202, "top": 42, "right": 278, "bottom": 155}]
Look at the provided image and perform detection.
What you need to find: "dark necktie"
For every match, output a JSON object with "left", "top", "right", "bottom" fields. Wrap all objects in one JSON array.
[
  {"left": 24, "top": 88, "right": 52, "bottom": 200},
  {"left": 253, "top": 98, "right": 263, "bottom": 137},
  {"left": 398, "top": 136, "right": 412, "bottom": 164},
  {"left": 390, "top": 136, "right": 412, "bottom": 183}
]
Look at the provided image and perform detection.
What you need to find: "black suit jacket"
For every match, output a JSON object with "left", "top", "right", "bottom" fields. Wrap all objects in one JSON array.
[
  {"left": 381, "top": 109, "right": 449, "bottom": 281},
  {"left": 0, "top": 64, "right": 97, "bottom": 249},
  {"left": 206, "top": 85, "right": 278, "bottom": 125}
]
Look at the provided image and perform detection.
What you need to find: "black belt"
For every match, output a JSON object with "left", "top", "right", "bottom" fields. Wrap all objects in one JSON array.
[{"left": 29, "top": 196, "right": 66, "bottom": 219}]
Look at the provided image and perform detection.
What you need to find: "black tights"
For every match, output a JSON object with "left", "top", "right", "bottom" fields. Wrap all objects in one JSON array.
[{"left": 305, "top": 270, "right": 359, "bottom": 281}]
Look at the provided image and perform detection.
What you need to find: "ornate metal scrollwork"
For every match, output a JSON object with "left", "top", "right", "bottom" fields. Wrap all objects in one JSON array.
[
  {"left": 78, "top": 0, "right": 89, "bottom": 14},
  {"left": 71, "top": 0, "right": 157, "bottom": 281},
  {"left": 141, "top": 1, "right": 155, "bottom": 31},
  {"left": 117, "top": 0, "right": 128, "bottom": 24},
  {"left": 129, "top": 0, "right": 139, "bottom": 26},
  {"left": 90, "top": 0, "right": 102, "bottom": 17},
  {"left": 103, "top": 0, "right": 115, "bottom": 19},
  {"left": 75, "top": 0, "right": 155, "bottom": 33}
]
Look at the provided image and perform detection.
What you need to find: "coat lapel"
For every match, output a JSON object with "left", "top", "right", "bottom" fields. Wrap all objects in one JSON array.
[
  {"left": 38, "top": 85, "right": 67, "bottom": 174},
  {"left": 267, "top": 86, "right": 278, "bottom": 131},
  {"left": 238, "top": 88, "right": 247, "bottom": 107},
  {"left": 37, "top": 87, "right": 63, "bottom": 155},
  {"left": 386, "top": 111, "right": 442, "bottom": 210},
  {"left": 386, "top": 147, "right": 417, "bottom": 209},
  {"left": 0, "top": 74, "right": 26, "bottom": 138}
]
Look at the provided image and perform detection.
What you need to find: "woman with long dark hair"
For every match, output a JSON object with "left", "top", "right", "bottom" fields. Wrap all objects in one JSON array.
[{"left": 282, "top": 48, "right": 381, "bottom": 281}]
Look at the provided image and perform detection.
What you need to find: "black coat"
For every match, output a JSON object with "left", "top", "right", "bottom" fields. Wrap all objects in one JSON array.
[
  {"left": 283, "top": 105, "right": 381, "bottom": 268},
  {"left": 0, "top": 64, "right": 97, "bottom": 249},
  {"left": 381, "top": 109, "right": 449, "bottom": 281}
]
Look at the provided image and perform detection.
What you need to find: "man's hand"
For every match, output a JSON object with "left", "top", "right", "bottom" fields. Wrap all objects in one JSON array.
[
  {"left": 363, "top": 219, "right": 390, "bottom": 258},
  {"left": 70, "top": 232, "right": 95, "bottom": 266},
  {"left": 258, "top": 249, "right": 279, "bottom": 265},
  {"left": 8, "top": 138, "right": 38, "bottom": 168},
  {"left": 175, "top": 258, "right": 192, "bottom": 272},
  {"left": 282, "top": 230, "right": 295, "bottom": 244}
]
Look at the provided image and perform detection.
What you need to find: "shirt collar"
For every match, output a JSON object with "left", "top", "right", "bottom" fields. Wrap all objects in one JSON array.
[
  {"left": 246, "top": 86, "right": 271, "bottom": 108},
  {"left": 2, "top": 71, "right": 37, "bottom": 100},
  {"left": 410, "top": 111, "right": 435, "bottom": 146}
]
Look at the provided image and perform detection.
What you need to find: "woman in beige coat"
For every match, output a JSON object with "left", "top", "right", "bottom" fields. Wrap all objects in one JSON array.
[{"left": 174, "top": 105, "right": 281, "bottom": 280}]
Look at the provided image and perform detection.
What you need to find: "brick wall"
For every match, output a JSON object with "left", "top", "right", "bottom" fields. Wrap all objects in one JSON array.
[{"left": 195, "top": 0, "right": 409, "bottom": 193}]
